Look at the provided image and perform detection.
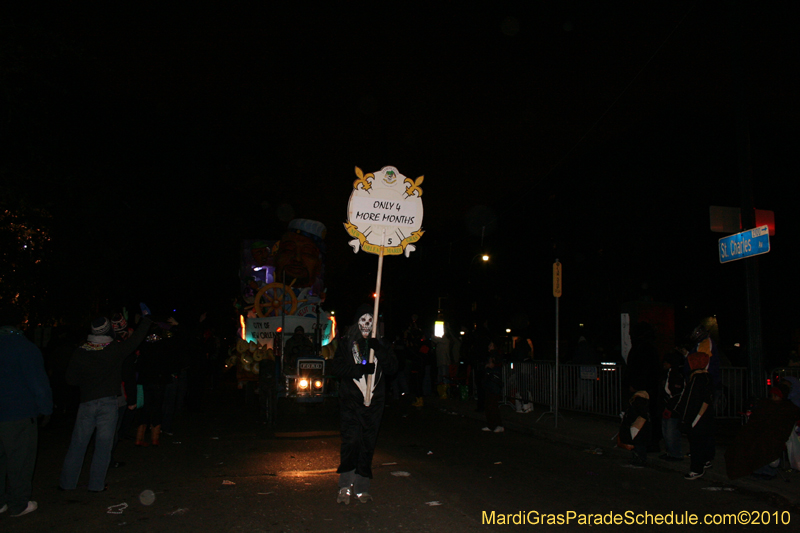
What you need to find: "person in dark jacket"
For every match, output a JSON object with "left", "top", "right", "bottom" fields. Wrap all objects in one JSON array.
[
  {"left": 0, "top": 306, "right": 53, "bottom": 517},
  {"left": 482, "top": 343, "right": 505, "bottom": 433},
  {"left": 659, "top": 349, "right": 685, "bottom": 461},
  {"left": 133, "top": 320, "right": 180, "bottom": 447},
  {"left": 675, "top": 351, "right": 715, "bottom": 480},
  {"left": 724, "top": 381, "right": 800, "bottom": 480},
  {"left": 330, "top": 305, "right": 397, "bottom": 504},
  {"left": 58, "top": 314, "right": 151, "bottom": 492}
]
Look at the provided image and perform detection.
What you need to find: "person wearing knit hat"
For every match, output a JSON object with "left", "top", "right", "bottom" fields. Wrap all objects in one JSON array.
[
  {"left": 329, "top": 304, "right": 397, "bottom": 504},
  {"left": 675, "top": 352, "right": 715, "bottom": 480},
  {"left": 111, "top": 313, "right": 132, "bottom": 341},
  {"left": 59, "top": 314, "right": 153, "bottom": 492}
]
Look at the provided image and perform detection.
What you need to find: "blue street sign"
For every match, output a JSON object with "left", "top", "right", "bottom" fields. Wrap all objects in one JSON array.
[{"left": 718, "top": 225, "right": 770, "bottom": 264}]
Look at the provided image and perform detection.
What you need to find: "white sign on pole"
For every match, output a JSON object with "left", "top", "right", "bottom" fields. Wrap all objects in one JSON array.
[
  {"left": 345, "top": 166, "right": 425, "bottom": 257},
  {"left": 344, "top": 165, "right": 425, "bottom": 405}
]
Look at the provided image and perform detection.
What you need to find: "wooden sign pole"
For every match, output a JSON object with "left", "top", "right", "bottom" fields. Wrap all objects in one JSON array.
[{"left": 364, "top": 229, "right": 386, "bottom": 406}]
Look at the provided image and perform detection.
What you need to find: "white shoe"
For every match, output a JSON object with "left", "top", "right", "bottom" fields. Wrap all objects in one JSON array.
[
  {"left": 337, "top": 487, "right": 351, "bottom": 505},
  {"left": 493, "top": 426, "right": 505, "bottom": 433},
  {"left": 10, "top": 501, "right": 37, "bottom": 517},
  {"left": 481, "top": 427, "right": 492, "bottom": 432},
  {"left": 0, "top": 504, "right": 8, "bottom": 514},
  {"left": 355, "top": 492, "right": 373, "bottom": 503}
]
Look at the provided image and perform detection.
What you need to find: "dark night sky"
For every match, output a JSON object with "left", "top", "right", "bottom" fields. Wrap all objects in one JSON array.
[{"left": 2, "top": 2, "right": 798, "bottom": 364}]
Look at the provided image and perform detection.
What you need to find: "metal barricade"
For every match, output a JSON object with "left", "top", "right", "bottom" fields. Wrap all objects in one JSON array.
[
  {"left": 501, "top": 361, "right": 554, "bottom": 409},
  {"left": 716, "top": 366, "right": 749, "bottom": 419},
  {"left": 499, "top": 362, "right": 750, "bottom": 420},
  {"left": 558, "top": 363, "right": 624, "bottom": 417}
]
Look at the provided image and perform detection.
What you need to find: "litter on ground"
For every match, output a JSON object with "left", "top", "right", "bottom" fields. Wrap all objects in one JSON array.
[
  {"left": 107, "top": 503, "right": 128, "bottom": 515},
  {"left": 139, "top": 490, "right": 156, "bottom": 506},
  {"left": 425, "top": 501, "right": 442, "bottom": 506},
  {"left": 391, "top": 471, "right": 411, "bottom": 477}
]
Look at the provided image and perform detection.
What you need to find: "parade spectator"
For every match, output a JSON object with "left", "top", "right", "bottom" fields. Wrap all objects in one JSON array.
[
  {"left": 433, "top": 322, "right": 456, "bottom": 399},
  {"left": 403, "top": 315, "right": 427, "bottom": 407},
  {"left": 617, "top": 380, "right": 651, "bottom": 466},
  {"left": 573, "top": 335, "right": 599, "bottom": 411},
  {"left": 59, "top": 314, "right": 151, "bottom": 492},
  {"left": 482, "top": 343, "right": 505, "bottom": 433},
  {"left": 725, "top": 380, "right": 800, "bottom": 480},
  {"left": 684, "top": 321, "right": 722, "bottom": 411},
  {"left": 110, "top": 312, "right": 136, "bottom": 468},
  {"left": 471, "top": 321, "right": 492, "bottom": 412},
  {"left": 1, "top": 305, "right": 53, "bottom": 517},
  {"left": 676, "top": 352, "right": 715, "bottom": 480},
  {"left": 134, "top": 317, "right": 180, "bottom": 447},
  {"left": 508, "top": 332, "right": 534, "bottom": 413},
  {"left": 330, "top": 305, "right": 397, "bottom": 504},
  {"left": 624, "top": 322, "right": 661, "bottom": 452},
  {"left": 659, "top": 349, "right": 685, "bottom": 462}
]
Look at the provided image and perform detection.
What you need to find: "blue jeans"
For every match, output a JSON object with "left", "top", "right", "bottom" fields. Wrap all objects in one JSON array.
[
  {"left": 662, "top": 417, "right": 683, "bottom": 458},
  {"left": 59, "top": 396, "right": 118, "bottom": 491}
]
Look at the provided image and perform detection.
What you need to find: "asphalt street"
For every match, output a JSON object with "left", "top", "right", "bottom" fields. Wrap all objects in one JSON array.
[{"left": 3, "top": 384, "right": 798, "bottom": 532}]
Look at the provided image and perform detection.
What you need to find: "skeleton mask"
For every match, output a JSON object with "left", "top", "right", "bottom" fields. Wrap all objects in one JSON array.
[{"left": 358, "top": 313, "right": 373, "bottom": 338}]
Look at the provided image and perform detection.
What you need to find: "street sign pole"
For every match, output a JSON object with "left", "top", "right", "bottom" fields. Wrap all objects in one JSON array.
[
  {"left": 537, "top": 260, "right": 564, "bottom": 426},
  {"left": 554, "top": 260, "right": 561, "bottom": 428}
]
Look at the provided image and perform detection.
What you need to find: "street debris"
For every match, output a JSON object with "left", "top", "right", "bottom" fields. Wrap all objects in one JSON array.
[
  {"left": 702, "top": 487, "right": 735, "bottom": 491},
  {"left": 107, "top": 503, "right": 128, "bottom": 515},
  {"left": 222, "top": 480, "right": 236, "bottom": 485},
  {"left": 425, "top": 501, "right": 442, "bottom": 506},
  {"left": 166, "top": 508, "right": 188, "bottom": 516},
  {"left": 584, "top": 448, "right": 603, "bottom": 455},
  {"left": 427, "top": 451, "right": 433, "bottom": 455},
  {"left": 621, "top": 464, "right": 644, "bottom": 469},
  {"left": 494, "top": 462, "right": 502, "bottom": 465},
  {"left": 257, "top": 492, "right": 274, "bottom": 495},
  {"left": 211, "top": 437, "right": 219, "bottom": 440},
  {"left": 391, "top": 471, "right": 411, "bottom": 477},
  {"left": 173, "top": 441, "right": 181, "bottom": 444},
  {"left": 382, "top": 462, "right": 397, "bottom": 466},
  {"left": 139, "top": 490, "right": 156, "bottom": 506}
]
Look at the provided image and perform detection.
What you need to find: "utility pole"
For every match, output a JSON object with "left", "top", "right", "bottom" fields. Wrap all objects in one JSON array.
[{"left": 732, "top": 0, "right": 764, "bottom": 396}]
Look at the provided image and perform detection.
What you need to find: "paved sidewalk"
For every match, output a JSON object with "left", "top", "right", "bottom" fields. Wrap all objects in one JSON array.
[{"left": 422, "top": 395, "right": 800, "bottom": 509}]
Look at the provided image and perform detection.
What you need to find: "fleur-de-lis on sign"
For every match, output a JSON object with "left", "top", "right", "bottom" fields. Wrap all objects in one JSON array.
[
  {"left": 404, "top": 175, "right": 424, "bottom": 198},
  {"left": 353, "top": 166, "right": 374, "bottom": 191}
]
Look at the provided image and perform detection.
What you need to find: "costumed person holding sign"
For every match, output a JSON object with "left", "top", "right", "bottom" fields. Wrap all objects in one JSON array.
[
  {"left": 330, "top": 305, "right": 397, "bottom": 504},
  {"left": 336, "top": 165, "right": 423, "bottom": 504}
]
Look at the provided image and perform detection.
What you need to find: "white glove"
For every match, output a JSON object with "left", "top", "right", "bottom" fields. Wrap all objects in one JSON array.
[
  {"left": 692, "top": 414, "right": 701, "bottom": 428},
  {"left": 630, "top": 427, "right": 639, "bottom": 439}
]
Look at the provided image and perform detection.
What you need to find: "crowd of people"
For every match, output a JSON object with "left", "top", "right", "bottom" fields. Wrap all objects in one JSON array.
[
  {"left": 620, "top": 320, "right": 800, "bottom": 481},
  {"left": 0, "top": 301, "right": 220, "bottom": 517},
  {"left": 4, "top": 301, "right": 800, "bottom": 515}
]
